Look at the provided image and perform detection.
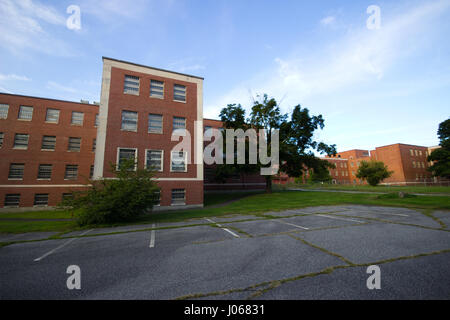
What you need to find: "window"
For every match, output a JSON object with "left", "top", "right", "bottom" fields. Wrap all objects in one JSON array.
[
  {"left": 0, "top": 104, "right": 9, "bottom": 119},
  {"left": 92, "top": 139, "right": 96, "bottom": 152},
  {"left": 121, "top": 110, "right": 138, "bottom": 131},
  {"left": 173, "top": 116, "right": 186, "bottom": 132},
  {"left": 37, "top": 164, "right": 52, "bottom": 179},
  {"left": 62, "top": 193, "right": 73, "bottom": 202},
  {"left": 46, "top": 109, "right": 60, "bottom": 123},
  {"left": 150, "top": 80, "right": 164, "bottom": 98},
  {"left": 171, "top": 151, "right": 186, "bottom": 172},
  {"left": 410, "top": 149, "right": 414, "bottom": 156},
  {"left": 171, "top": 189, "right": 185, "bottom": 205},
  {"left": 90, "top": 165, "right": 94, "bottom": 178},
  {"left": 64, "top": 165, "right": 78, "bottom": 180},
  {"left": 41, "top": 135, "right": 56, "bottom": 151},
  {"left": 124, "top": 75, "right": 140, "bottom": 94},
  {"left": 14, "top": 133, "right": 29, "bottom": 149},
  {"left": 419, "top": 150, "right": 422, "bottom": 156},
  {"left": 0, "top": 132, "right": 3, "bottom": 148},
  {"left": 154, "top": 190, "right": 161, "bottom": 206},
  {"left": 117, "top": 148, "right": 137, "bottom": 170},
  {"left": 18, "top": 106, "right": 33, "bottom": 120},
  {"left": 4, "top": 194, "right": 20, "bottom": 207},
  {"left": 412, "top": 161, "right": 416, "bottom": 168},
  {"left": 350, "top": 162, "right": 354, "bottom": 167},
  {"left": 173, "top": 84, "right": 186, "bottom": 102},
  {"left": 71, "top": 111, "right": 84, "bottom": 125},
  {"left": 9, "top": 163, "right": 24, "bottom": 179},
  {"left": 146, "top": 150, "right": 163, "bottom": 171},
  {"left": 95, "top": 114, "right": 99, "bottom": 127},
  {"left": 414, "top": 150, "right": 418, "bottom": 156},
  {"left": 148, "top": 114, "right": 163, "bottom": 133},
  {"left": 34, "top": 194, "right": 49, "bottom": 206},
  {"left": 68, "top": 137, "right": 81, "bottom": 152}
]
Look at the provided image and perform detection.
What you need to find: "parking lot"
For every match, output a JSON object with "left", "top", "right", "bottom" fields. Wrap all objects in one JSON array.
[{"left": 1, "top": 205, "right": 450, "bottom": 300}]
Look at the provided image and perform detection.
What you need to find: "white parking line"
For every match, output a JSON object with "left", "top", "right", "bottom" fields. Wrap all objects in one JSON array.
[
  {"left": 205, "top": 218, "right": 240, "bottom": 238},
  {"left": 371, "top": 212, "right": 409, "bottom": 217},
  {"left": 149, "top": 224, "right": 156, "bottom": 248},
  {"left": 317, "top": 214, "right": 364, "bottom": 224},
  {"left": 34, "top": 229, "right": 93, "bottom": 262},
  {"left": 276, "top": 219, "right": 309, "bottom": 230}
]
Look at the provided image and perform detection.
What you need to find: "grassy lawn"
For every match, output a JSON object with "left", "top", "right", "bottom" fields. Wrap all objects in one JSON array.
[
  {"left": 275, "top": 183, "right": 450, "bottom": 194},
  {"left": 1, "top": 190, "right": 448, "bottom": 234}
]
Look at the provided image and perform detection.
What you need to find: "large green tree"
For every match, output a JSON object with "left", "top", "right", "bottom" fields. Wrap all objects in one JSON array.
[
  {"left": 427, "top": 118, "right": 450, "bottom": 179},
  {"left": 356, "top": 160, "right": 393, "bottom": 186}
]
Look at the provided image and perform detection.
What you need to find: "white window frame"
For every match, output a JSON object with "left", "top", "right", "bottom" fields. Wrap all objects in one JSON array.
[
  {"left": 171, "top": 189, "right": 186, "bottom": 206},
  {"left": 13, "top": 133, "right": 29, "bottom": 149},
  {"left": 173, "top": 116, "right": 186, "bottom": 134},
  {"left": 0, "top": 104, "right": 9, "bottom": 119},
  {"left": 150, "top": 80, "right": 164, "bottom": 99},
  {"left": 41, "top": 135, "right": 56, "bottom": 151},
  {"left": 116, "top": 147, "right": 138, "bottom": 171},
  {"left": 45, "top": 108, "right": 60, "bottom": 123},
  {"left": 124, "top": 75, "right": 140, "bottom": 95},
  {"left": 170, "top": 150, "right": 187, "bottom": 172},
  {"left": 145, "top": 149, "right": 164, "bottom": 172},
  {"left": 18, "top": 106, "right": 33, "bottom": 121},
  {"left": 148, "top": 114, "right": 163, "bottom": 134},
  {"left": 71, "top": 111, "right": 84, "bottom": 126},
  {"left": 173, "top": 84, "right": 186, "bottom": 103},
  {"left": 121, "top": 110, "right": 138, "bottom": 132}
]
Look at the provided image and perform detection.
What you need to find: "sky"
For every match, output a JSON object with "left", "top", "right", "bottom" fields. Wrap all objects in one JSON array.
[{"left": 0, "top": 0, "right": 449, "bottom": 153}]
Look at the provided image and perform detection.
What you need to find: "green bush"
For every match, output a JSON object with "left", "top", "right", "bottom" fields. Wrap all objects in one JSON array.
[{"left": 61, "top": 159, "right": 160, "bottom": 226}]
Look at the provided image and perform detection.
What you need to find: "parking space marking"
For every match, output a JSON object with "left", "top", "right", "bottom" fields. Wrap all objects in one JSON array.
[
  {"left": 205, "top": 218, "right": 240, "bottom": 238},
  {"left": 370, "top": 212, "right": 409, "bottom": 217},
  {"left": 276, "top": 219, "right": 309, "bottom": 230},
  {"left": 317, "top": 214, "right": 364, "bottom": 224},
  {"left": 34, "top": 229, "right": 93, "bottom": 262},
  {"left": 149, "top": 224, "right": 156, "bottom": 248}
]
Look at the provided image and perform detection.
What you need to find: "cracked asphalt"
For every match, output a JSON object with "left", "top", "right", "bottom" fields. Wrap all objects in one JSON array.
[{"left": 0, "top": 205, "right": 449, "bottom": 300}]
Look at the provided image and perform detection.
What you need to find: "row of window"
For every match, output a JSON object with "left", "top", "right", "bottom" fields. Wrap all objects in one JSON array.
[
  {"left": 409, "top": 149, "right": 424, "bottom": 157},
  {"left": 117, "top": 148, "right": 187, "bottom": 172},
  {"left": 0, "top": 104, "right": 99, "bottom": 126},
  {"left": 0, "top": 133, "right": 96, "bottom": 152},
  {"left": 124, "top": 75, "right": 187, "bottom": 103},
  {"left": 412, "top": 161, "right": 427, "bottom": 169},
  {"left": 3, "top": 189, "right": 186, "bottom": 207},
  {"left": 121, "top": 111, "right": 186, "bottom": 134},
  {"left": 6, "top": 163, "right": 92, "bottom": 180}
]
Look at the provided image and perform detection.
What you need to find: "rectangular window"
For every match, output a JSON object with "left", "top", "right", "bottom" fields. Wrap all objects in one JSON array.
[
  {"left": 121, "top": 110, "right": 138, "bottom": 131},
  {"left": 90, "top": 165, "right": 94, "bottom": 178},
  {"left": 171, "top": 151, "right": 187, "bottom": 172},
  {"left": 0, "top": 104, "right": 9, "bottom": 119},
  {"left": 95, "top": 114, "right": 99, "bottom": 127},
  {"left": 14, "top": 133, "right": 29, "bottom": 149},
  {"left": 92, "top": 139, "right": 96, "bottom": 152},
  {"left": 45, "top": 108, "right": 60, "bottom": 123},
  {"left": 410, "top": 149, "right": 414, "bottom": 156},
  {"left": 37, "top": 164, "right": 52, "bottom": 180},
  {"left": 148, "top": 114, "right": 163, "bottom": 133},
  {"left": 71, "top": 111, "right": 84, "bottom": 125},
  {"left": 9, "top": 163, "right": 24, "bottom": 179},
  {"left": 414, "top": 150, "right": 418, "bottom": 156},
  {"left": 173, "top": 116, "right": 186, "bottom": 132},
  {"left": 154, "top": 190, "right": 161, "bottom": 206},
  {"left": 146, "top": 150, "right": 163, "bottom": 171},
  {"left": 124, "top": 75, "right": 140, "bottom": 94},
  {"left": 173, "top": 84, "right": 186, "bottom": 102},
  {"left": 34, "top": 194, "right": 49, "bottom": 206},
  {"left": 41, "top": 135, "right": 56, "bottom": 151},
  {"left": 117, "top": 148, "right": 137, "bottom": 170},
  {"left": 412, "top": 161, "right": 416, "bottom": 168},
  {"left": 62, "top": 193, "right": 73, "bottom": 202},
  {"left": 0, "top": 132, "right": 3, "bottom": 148},
  {"left": 4, "top": 194, "right": 20, "bottom": 207},
  {"left": 150, "top": 80, "right": 164, "bottom": 98},
  {"left": 65, "top": 165, "right": 78, "bottom": 180},
  {"left": 171, "top": 189, "right": 186, "bottom": 205},
  {"left": 68, "top": 137, "right": 81, "bottom": 152},
  {"left": 18, "top": 106, "right": 33, "bottom": 120}
]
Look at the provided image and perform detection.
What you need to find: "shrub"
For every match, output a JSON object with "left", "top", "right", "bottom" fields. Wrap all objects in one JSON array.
[{"left": 61, "top": 159, "right": 160, "bottom": 226}]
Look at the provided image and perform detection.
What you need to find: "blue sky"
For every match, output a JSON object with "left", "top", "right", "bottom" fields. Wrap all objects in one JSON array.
[{"left": 0, "top": 0, "right": 449, "bottom": 152}]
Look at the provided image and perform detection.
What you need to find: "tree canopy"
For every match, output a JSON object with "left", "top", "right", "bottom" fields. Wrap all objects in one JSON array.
[{"left": 427, "top": 118, "right": 450, "bottom": 179}]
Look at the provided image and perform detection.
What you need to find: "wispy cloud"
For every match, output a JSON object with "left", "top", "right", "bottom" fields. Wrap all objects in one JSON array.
[
  {"left": 320, "top": 15, "right": 336, "bottom": 26},
  {"left": 205, "top": 0, "right": 450, "bottom": 119},
  {"left": 167, "top": 58, "right": 206, "bottom": 74},
  {"left": 0, "top": 74, "right": 31, "bottom": 81},
  {"left": 79, "top": 0, "right": 150, "bottom": 21}
]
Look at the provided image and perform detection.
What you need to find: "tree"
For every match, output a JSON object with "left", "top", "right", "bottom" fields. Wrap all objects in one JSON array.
[
  {"left": 217, "top": 94, "right": 337, "bottom": 193},
  {"left": 356, "top": 160, "right": 393, "bottom": 186},
  {"left": 308, "top": 162, "right": 335, "bottom": 183},
  {"left": 61, "top": 159, "right": 160, "bottom": 226},
  {"left": 427, "top": 118, "right": 450, "bottom": 179}
]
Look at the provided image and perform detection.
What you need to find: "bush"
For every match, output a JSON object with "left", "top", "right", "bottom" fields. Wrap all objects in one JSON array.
[{"left": 61, "top": 159, "right": 160, "bottom": 226}]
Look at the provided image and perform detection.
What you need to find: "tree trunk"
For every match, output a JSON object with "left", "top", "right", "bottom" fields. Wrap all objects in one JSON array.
[{"left": 265, "top": 176, "right": 272, "bottom": 193}]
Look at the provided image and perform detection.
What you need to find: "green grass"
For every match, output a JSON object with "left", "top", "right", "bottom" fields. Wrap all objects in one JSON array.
[
  {"left": 203, "top": 191, "right": 263, "bottom": 206},
  {"left": 275, "top": 183, "right": 450, "bottom": 194},
  {"left": 1, "top": 190, "right": 449, "bottom": 234}
]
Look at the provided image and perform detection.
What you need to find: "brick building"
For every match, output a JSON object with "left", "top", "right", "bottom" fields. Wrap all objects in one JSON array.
[{"left": 0, "top": 93, "right": 98, "bottom": 209}]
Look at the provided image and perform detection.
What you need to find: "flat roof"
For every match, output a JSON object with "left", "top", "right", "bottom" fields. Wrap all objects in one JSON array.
[
  {"left": 375, "top": 143, "right": 428, "bottom": 149},
  {"left": 103, "top": 57, "right": 204, "bottom": 80},
  {"left": 0, "top": 92, "right": 99, "bottom": 107}
]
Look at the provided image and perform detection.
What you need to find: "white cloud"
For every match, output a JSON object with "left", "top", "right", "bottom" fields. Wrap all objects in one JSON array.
[
  {"left": 320, "top": 16, "right": 336, "bottom": 26},
  {"left": 205, "top": 0, "right": 450, "bottom": 118},
  {"left": 0, "top": 0, "right": 75, "bottom": 56},
  {"left": 78, "top": 0, "right": 150, "bottom": 21},
  {"left": 0, "top": 74, "right": 31, "bottom": 81}
]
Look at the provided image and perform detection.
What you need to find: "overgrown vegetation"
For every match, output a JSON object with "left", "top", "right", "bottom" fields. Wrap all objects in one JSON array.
[{"left": 356, "top": 160, "right": 393, "bottom": 186}]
